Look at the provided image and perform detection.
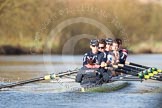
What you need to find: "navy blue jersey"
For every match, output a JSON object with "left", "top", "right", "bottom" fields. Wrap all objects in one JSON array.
[
  {"left": 101, "top": 51, "right": 107, "bottom": 62},
  {"left": 103, "top": 51, "right": 114, "bottom": 63},
  {"left": 83, "top": 51, "right": 104, "bottom": 66},
  {"left": 119, "top": 49, "right": 128, "bottom": 64}
]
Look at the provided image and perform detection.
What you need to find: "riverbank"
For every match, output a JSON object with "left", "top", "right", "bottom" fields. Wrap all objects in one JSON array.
[
  {"left": 130, "top": 41, "right": 162, "bottom": 54},
  {"left": 0, "top": 42, "right": 162, "bottom": 55},
  {"left": 0, "top": 0, "right": 162, "bottom": 55}
]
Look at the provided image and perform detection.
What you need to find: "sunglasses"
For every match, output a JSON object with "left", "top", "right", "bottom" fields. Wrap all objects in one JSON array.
[
  {"left": 98, "top": 47, "right": 105, "bottom": 49},
  {"left": 92, "top": 45, "right": 98, "bottom": 47},
  {"left": 106, "top": 43, "right": 112, "bottom": 46}
]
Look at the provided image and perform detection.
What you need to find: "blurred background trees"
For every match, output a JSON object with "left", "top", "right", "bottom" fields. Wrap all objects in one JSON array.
[{"left": 0, "top": 0, "right": 162, "bottom": 54}]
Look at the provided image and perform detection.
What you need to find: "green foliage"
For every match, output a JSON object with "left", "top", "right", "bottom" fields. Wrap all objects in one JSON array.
[{"left": 0, "top": 0, "right": 162, "bottom": 54}]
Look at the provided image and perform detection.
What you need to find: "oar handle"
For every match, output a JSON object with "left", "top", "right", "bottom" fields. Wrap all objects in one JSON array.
[
  {"left": 118, "top": 64, "right": 144, "bottom": 71},
  {"left": 125, "top": 61, "right": 149, "bottom": 69},
  {"left": 112, "top": 65, "right": 139, "bottom": 75},
  {"left": 113, "top": 65, "right": 139, "bottom": 73},
  {"left": 114, "top": 68, "right": 138, "bottom": 76}
]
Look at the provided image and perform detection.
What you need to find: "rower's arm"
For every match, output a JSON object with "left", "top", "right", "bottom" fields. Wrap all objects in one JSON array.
[{"left": 83, "top": 53, "right": 88, "bottom": 66}]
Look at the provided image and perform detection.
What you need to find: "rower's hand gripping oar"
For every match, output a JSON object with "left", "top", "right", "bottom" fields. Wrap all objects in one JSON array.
[{"left": 0, "top": 69, "right": 79, "bottom": 90}]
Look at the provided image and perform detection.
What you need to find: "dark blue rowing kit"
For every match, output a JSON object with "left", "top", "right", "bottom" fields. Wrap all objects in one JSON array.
[
  {"left": 83, "top": 51, "right": 104, "bottom": 66},
  {"left": 76, "top": 51, "right": 111, "bottom": 86},
  {"left": 119, "top": 49, "right": 128, "bottom": 64}
]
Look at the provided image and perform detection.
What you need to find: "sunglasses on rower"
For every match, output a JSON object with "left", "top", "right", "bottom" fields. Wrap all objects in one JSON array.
[
  {"left": 91, "top": 45, "right": 98, "bottom": 47},
  {"left": 106, "top": 43, "right": 112, "bottom": 46},
  {"left": 98, "top": 46, "right": 105, "bottom": 49}
]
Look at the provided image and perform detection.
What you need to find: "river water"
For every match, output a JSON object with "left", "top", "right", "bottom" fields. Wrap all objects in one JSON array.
[{"left": 0, "top": 54, "right": 162, "bottom": 108}]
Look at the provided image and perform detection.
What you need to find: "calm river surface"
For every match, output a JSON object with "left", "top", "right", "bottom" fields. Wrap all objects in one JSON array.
[{"left": 0, "top": 54, "right": 162, "bottom": 108}]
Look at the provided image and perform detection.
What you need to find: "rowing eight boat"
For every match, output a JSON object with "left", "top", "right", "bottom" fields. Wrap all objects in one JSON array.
[{"left": 0, "top": 62, "right": 161, "bottom": 92}]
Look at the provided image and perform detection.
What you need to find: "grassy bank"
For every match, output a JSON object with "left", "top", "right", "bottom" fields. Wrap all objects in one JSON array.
[
  {"left": 0, "top": 0, "right": 162, "bottom": 54},
  {"left": 130, "top": 41, "right": 162, "bottom": 54}
]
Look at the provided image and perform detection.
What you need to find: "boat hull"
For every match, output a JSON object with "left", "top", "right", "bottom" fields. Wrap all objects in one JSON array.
[{"left": 79, "top": 81, "right": 129, "bottom": 92}]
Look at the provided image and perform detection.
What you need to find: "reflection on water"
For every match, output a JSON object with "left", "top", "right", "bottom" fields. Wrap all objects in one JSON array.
[
  {"left": 0, "top": 54, "right": 162, "bottom": 108},
  {"left": 0, "top": 55, "right": 82, "bottom": 81}
]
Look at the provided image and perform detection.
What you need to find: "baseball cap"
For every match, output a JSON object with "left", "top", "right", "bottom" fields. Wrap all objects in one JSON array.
[
  {"left": 105, "top": 38, "right": 113, "bottom": 45},
  {"left": 90, "top": 39, "right": 99, "bottom": 46}
]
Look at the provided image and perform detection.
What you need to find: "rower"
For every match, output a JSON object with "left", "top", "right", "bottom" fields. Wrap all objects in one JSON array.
[
  {"left": 82, "top": 39, "right": 103, "bottom": 69},
  {"left": 76, "top": 39, "right": 105, "bottom": 86},
  {"left": 98, "top": 39, "right": 107, "bottom": 63},
  {"left": 105, "top": 38, "right": 113, "bottom": 52},
  {"left": 98, "top": 39, "right": 112, "bottom": 82},
  {"left": 115, "top": 38, "right": 128, "bottom": 64},
  {"left": 105, "top": 38, "right": 115, "bottom": 65},
  {"left": 105, "top": 38, "right": 118, "bottom": 76},
  {"left": 112, "top": 39, "right": 120, "bottom": 64},
  {"left": 112, "top": 38, "right": 128, "bottom": 76}
]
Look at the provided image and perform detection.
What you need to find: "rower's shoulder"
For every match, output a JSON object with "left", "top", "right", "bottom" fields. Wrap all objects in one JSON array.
[
  {"left": 83, "top": 51, "right": 92, "bottom": 56},
  {"left": 119, "top": 49, "right": 128, "bottom": 55},
  {"left": 120, "top": 49, "right": 128, "bottom": 52}
]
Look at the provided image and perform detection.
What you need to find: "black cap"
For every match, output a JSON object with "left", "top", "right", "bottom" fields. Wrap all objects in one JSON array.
[
  {"left": 90, "top": 39, "right": 99, "bottom": 46},
  {"left": 105, "top": 38, "right": 113, "bottom": 44}
]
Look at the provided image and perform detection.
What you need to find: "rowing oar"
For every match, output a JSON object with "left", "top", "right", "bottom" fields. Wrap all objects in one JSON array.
[
  {"left": 113, "top": 65, "right": 139, "bottom": 76},
  {"left": 113, "top": 65, "right": 144, "bottom": 81},
  {"left": 124, "top": 64, "right": 162, "bottom": 76},
  {"left": 0, "top": 69, "right": 79, "bottom": 90},
  {"left": 110, "top": 76, "right": 142, "bottom": 82},
  {"left": 125, "top": 61, "right": 149, "bottom": 69},
  {"left": 113, "top": 65, "right": 154, "bottom": 79},
  {"left": 118, "top": 64, "right": 161, "bottom": 76},
  {"left": 125, "top": 62, "right": 162, "bottom": 78},
  {"left": 125, "top": 61, "right": 162, "bottom": 75},
  {"left": 110, "top": 68, "right": 143, "bottom": 82},
  {"left": 120, "top": 64, "right": 144, "bottom": 71},
  {"left": 116, "top": 64, "right": 162, "bottom": 81}
]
